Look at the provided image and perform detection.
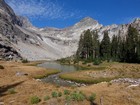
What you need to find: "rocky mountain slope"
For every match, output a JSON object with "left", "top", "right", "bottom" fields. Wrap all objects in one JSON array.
[
  {"left": 0, "top": 0, "right": 54, "bottom": 60},
  {"left": 0, "top": 0, "right": 140, "bottom": 61},
  {"left": 0, "top": 0, "right": 23, "bottom": 60},
  {"left": 28, "top": 17, "right": 140, "bottom": 60}
]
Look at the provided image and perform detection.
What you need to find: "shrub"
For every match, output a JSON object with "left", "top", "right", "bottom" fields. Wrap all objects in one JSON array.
[
  {"left": 82, "top": 61, "right": 87, "bottom": 65},
  {"left": 51, "top": 91, "right": 58, "bottom": 98},
  {"left": 22, "top": 59, "right": 29, "bottom": 63},
  {"left": 64, "top": 90, "right": 70, "bottom": 95},
  {"left": 44, "top": 96, "right": 50, "bottom": 101},
  {"left": 58, "top": 92, "right": 62, "bottom": 97},
  {"left": 88, "top": 93, "right": 96, "bottom": 102},
  {"left": 30, "top": 96, "right": 41, "bottom": 104},
  {"left": 70, "top": 91, "right": 85, "bottom": 101},
  {"left": 93, "top": 59, "right": 101, "bottom": 65},
  {"left": 65, "top": 95, "right": 71, "bottom": 102},
  {"left": 8, "top": 88, "right": 16, "bottom": 94},
  {"left": 0, "top": 65, "right": 4, "bottom": 69}
]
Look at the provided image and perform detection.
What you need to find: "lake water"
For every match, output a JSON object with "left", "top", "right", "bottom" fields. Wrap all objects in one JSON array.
[
  {"left": 38, "top": 62, "right": 85, "bottom": 86},
  {"left": 38, "top": 62, "right": 84, "bottom": 72}
]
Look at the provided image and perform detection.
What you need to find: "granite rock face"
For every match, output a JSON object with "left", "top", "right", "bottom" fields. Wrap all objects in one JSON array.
[{"left": 0, "top": 37, "right": 22, "bottom": 60}]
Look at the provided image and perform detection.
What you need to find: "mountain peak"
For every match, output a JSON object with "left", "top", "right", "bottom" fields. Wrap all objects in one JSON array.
[
  {"left": 80, "top": 17, "right": 97, "bottom": 23},
  {"left": 73, "top": 17, "right": 101, "bottom": 30},
  {"left": 133, "top": 18, "right": 140, "bottom": 23}
]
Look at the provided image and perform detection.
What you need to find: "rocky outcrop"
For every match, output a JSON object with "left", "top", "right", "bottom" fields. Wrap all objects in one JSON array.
[
  {"left": 0, "top": 40, "right": 22, "bottom": 60},
  {"left": 17, "top": 16, "right": 33, "bottom": 28},
  {"left": 0, "top": 0, "right": 30, "bottom": 43},
  {"left": 0, "top": 0, "right": 21, "bottom": 25},
  {"left": 0, "top": 0, "right": 42, "bottom": 60}
]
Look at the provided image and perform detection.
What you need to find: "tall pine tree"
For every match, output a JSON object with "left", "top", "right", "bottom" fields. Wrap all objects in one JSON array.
[
  {"left": 92, "top": 31, "right": 100, "bottom": 59},
  {"left": 76, "top": 29, "right": 93, "bottom": 60},
  {"left": 83, "top": 29, "right": 93, "bottom": 59},
  {"left": 111, "top": 35, "right": 118, "bottom": 61},
  {"left": 100, "top": 31, "right": 111, "bottom": 61},
  {"left": 76, "top": 26, "right": 139, "bottom": 63},
  {"left": 125, "top": 25, "right": 139, "bottom": 62},
  {"left": 76, "top": 34, "right": 84, "bottom": 59}
]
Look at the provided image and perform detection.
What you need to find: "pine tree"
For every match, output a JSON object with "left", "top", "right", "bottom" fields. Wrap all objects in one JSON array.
[
  {"left": 125, "top": 25, "right": 139, "bottom": 62},
  {"left": 76, "top": 34, "right": 84, "bottom": 59},
  {"left": 76, "top": 26, "right": 139, "bottom": 63},
  {"left": 118, "top": 37, "right": 126, "bottom": 62},
  {"left": 83, "top": 29, "right": 93, "bottom": 60},
  {"left": 76, "top": 29, "right": 93, "bottom": 60},
  {"left": 111, "top": 35, "right": 118, "bottom": 61},
  {"left": 100, "top": 31, "right": 111, "bottom": 61},
  {"left": 136, "top": 37, "right": 140, "bottom": 62},
  {"left": 92, "top": 31, "right": 100, "bottom": 59}
]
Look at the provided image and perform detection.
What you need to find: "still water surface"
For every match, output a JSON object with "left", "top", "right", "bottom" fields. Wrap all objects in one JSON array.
[{"left": 38, "top": 62, "right": 85, "bottom": 86}]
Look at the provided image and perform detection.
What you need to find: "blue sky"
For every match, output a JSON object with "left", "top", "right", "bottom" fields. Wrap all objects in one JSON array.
[{"left": 6, "top": 0, "right": 140, "bottom": 28}]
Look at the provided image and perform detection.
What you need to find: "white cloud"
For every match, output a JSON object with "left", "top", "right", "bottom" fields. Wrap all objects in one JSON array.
[{"left": 5, "top": 0, "right": 78, "bottom": 19}]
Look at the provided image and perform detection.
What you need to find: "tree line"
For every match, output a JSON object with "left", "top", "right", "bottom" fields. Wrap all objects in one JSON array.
[{"left": 76, "top": 25, "right": 140, "bottom": 63}]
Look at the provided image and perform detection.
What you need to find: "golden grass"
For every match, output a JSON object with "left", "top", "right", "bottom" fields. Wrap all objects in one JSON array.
[
  {"left": 23, "top": 61, "right": 44, "bottom": 66},
  {"left": 60, "top": 62, "right": 140, "bottom": 84},
  {"left": 20, "top": 61, "right": 61, "bottom": 79},
  {"left": 1, "top": 61, "right": 140, "bottom": 105},
  {"left": 34, "top": 69, "right": 60, "bottom": 79},
  {"left": 59, "top": 72, "right": 117, "bottom": 84}
]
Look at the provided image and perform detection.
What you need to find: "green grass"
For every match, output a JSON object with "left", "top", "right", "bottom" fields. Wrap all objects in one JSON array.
[
  {"left": 34, "top": 70, "right": 60, "bottom": 79},
  {"left": 30, "top": 96, "right": 41, "bottom": 104},
  {"left": 58, "top": 92, "right": 62, "bottom": 97},
  {"left": 22, "top": 59, "right": 29, "bottom": 63},
  {"left": 51, "top": 91, "right": 58, "bottom": 98},
  {"left": 58, "top": 61, "right": 118, "bottom": 84},
  {"left": 70, "top": 91, "right": 86, "bottom": 101},
  {"left": 88, "top": 93, "right": 96, "bottom": 102},
  {"left": 65, "top": 95, "right": 71, "bottom": 103},
  {"left": 64, "top": 90, "right": 71, "bottom": 95},
  {"left": 74, "top": 62, "right": 107, "bottom": 71},
  {"left": 44, "top": 96, "right": 50, "bottom": 101},
  {"left": 65, "top": 91, "right": 86, "bottom": 102},
  {"left": 60, "top": 73, "right": 117, "bottom": 84},
  {"left": 60, "top": 61, "right": 140, "bottom": 84},
  {"left": 25, "top": 61, "right": 44, "bottom": 66}
]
